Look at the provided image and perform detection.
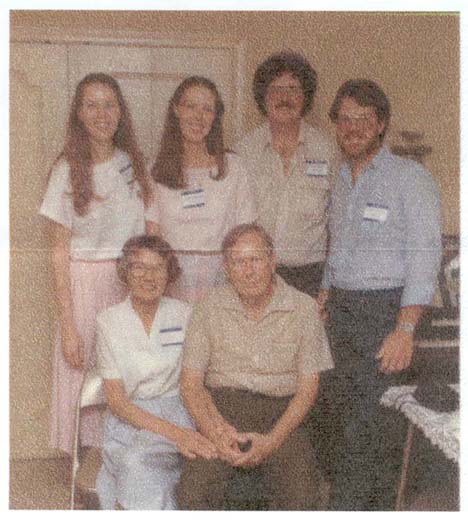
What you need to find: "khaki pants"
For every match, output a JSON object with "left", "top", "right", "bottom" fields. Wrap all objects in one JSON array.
[{"left": 177, "top": 387, "right": 321, "bottom": 510}]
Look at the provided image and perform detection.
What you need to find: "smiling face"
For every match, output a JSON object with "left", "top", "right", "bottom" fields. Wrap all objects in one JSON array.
[
  {"left": 127, "top": 248, "right": 169, "bottom": 306},
  {"left": 335, "top": 96, "right": 385, "bottom": 163},
  {"left": 77, "top": 82, "right": 121, "bottom": 147},
  {"left": 224, "top": 232, "right": 276, "bottom": 305},
  {"left": 174, "top": 84, "right": 217, "bottom": 145},
  {"left": 265, "top": 72, "right": 305, "bottom": 126}
]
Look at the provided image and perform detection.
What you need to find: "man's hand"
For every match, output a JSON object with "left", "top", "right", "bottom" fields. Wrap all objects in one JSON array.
[
  {"left": 316, "top": 289, "right": 329, "bottom": 322},
  {"left": 231, "top": 432, "right": 280, "bottom": 468},
  {"left": 376, "top": 329, "right": 414, "bottom": 374},
  {"left": 209, "top": 421, "right": 248, "bottom": 464}
]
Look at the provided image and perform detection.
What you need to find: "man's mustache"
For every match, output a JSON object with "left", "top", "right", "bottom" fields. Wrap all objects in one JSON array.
[{"left": 275, "top": 101, "right": 295, "bottom": 109}]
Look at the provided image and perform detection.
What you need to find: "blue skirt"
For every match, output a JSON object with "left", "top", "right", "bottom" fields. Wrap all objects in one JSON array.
[{"left": 96, "top": 394, "right": 194, "bottom": 510}]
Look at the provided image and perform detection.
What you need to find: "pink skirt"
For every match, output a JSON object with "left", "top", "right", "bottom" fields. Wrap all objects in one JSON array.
[
  {"left": 50, "top": 260, "right": 126, "bottom": 454},
  {"left": 166, "top": 253, "right": 225, "bottom": 304}
]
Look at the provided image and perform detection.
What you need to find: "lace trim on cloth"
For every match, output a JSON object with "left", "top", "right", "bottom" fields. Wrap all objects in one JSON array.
[{"left": 380, "top": 384, "right": 459, "bottom": 463}]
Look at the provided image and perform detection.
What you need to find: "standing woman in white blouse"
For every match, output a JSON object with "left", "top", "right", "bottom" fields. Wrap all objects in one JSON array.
[
  {"left": 40, "top": 73, "right": 157, "bottom": 456},
  {"left": 151, "top": 76, "right": 257, "bottom": 303}
]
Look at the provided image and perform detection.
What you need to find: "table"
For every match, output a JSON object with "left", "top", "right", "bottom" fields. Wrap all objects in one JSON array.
[{"left": 380, "top": 384, "right": 459, "bottom": 510}]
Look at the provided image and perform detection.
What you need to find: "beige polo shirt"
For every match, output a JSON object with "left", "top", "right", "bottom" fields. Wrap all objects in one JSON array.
[
  {"left": 235, "top": 122, "right": 340, "bottom": 267},
  {"left": 182, "top": 276, "right": 333, "bottom": 397}
]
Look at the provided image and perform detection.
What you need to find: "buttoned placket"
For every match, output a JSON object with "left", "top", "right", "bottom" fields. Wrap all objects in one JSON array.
[
  {"left": 337, "top": 162, "right": 378, "bottom": 280},
  {"left": 272, "top": 141, "right": 305, "bottom": 253}
]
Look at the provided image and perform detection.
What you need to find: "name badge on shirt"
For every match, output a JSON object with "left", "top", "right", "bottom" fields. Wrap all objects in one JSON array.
[
  {"left": 160, "top": 326, "right": 183, "bottom": 348},
  {"left": 305, "top": 159, "right": 328, "bottom": 177},
  {"left": 363, "top": 203, "right": 389, "bottom": 223},
  {"left": 181, "top": 189, "right": 205, "bottom": 209}
]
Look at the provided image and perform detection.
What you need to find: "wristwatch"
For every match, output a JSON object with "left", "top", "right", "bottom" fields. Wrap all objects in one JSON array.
[{"left": 396, "top": 322, "right": 416, "bottom": 334}]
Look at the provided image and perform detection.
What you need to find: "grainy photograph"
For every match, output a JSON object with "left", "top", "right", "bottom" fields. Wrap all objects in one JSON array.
[{"left": 7, "top": 2, "right": 460, "bottom": 512}]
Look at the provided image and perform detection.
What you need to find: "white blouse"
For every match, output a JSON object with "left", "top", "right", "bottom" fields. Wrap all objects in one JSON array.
[
  {"left": 96, "top": 296, "right": 191, "bottom": 400},
  {"left": 152, "top": 153, "right": 257, "bottom": 252},
  {"left": 40, "top": 150, "right": 158, "bottom": 261}
]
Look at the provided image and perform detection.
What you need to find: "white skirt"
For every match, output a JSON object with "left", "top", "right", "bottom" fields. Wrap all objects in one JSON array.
[{"left": 97, "top": 394, "right": 194, "bottom": 510}]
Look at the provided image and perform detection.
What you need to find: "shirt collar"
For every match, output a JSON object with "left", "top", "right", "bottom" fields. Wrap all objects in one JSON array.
[
  {"left": 221, "top": 274, "right": 297, "bottom": 316},
  {"left": 262, "top": 120, "right": 306, "bottom": 150},
  {"left": 342, "top": 144, "right": 390, "bottom": 180}
]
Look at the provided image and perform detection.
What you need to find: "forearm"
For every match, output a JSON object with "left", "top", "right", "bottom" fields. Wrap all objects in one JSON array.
[
  {"left": 50, "top": 226, "right": 74, "bottom": 326},
  {"left": 396, "top": 305, "right": 424, "bottom": 328},
  {"left": 106, "top": 384, "right": 180, "bottom": 442},
  {"left": 269, "top": 375, "right": 319, "bottom": 447},
  {"left": 180, "top": 375, "right": 226, "bottom": 439}
]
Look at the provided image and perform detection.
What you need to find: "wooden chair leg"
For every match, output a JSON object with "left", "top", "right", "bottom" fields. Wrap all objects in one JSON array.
[{"left": 396, "top": 422, "right": 415, "bottom": 510}]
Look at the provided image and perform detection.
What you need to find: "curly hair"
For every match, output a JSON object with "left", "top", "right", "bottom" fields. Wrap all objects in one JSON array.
[
  {"left": 253, "top": 50, "right": 317, "bottom": 116},
  {"left": 117, "top": 235, "right": 181, "bottom": 286},
  {"left": 329, "top": 79, "right": 391, "bottom": 142}
]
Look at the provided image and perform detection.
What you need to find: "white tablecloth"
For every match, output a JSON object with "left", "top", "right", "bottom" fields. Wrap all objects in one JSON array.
[{"left": 380, "top": 384, "right": 459, "bottom": 463}]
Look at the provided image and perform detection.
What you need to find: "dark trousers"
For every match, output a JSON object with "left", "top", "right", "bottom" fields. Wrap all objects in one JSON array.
[
  {"left": 276, "top": 262, "right": 324, "bottom": 297},
  {"left": 177, "top": 388, "right": 322, "bottom": 510},
  {"left": 323, "top": 287, "right": 407, "bottom": 511}
]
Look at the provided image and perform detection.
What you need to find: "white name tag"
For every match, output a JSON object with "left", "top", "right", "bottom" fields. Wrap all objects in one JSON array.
[
  {"left": 305, "top": 159, "right": 328, "bottom": 177},
  {"left": 363, "top": 204, "right": 388, "bottom": 223},
  {"left": 181, "top": 189, "right": 205, "bottom": 209},
  {"left": 160, "top": 326, "right": 183, "bottom": 348}
]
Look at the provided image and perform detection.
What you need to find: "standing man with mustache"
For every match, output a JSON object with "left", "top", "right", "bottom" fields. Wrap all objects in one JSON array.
[
  {"left": 318, "top": 79, "right": 442, "bottom": 510},
  {"left": 236, "top": 51, "right": 339, "bottom": 297}
]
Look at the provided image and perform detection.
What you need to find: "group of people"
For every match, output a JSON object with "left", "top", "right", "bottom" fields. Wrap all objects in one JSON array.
[{"left": 39, "top": 50, "right": 442, "bottom": 511}]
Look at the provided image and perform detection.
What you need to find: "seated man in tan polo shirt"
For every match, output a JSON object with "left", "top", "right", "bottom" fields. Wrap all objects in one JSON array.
[{"left": 177, "top": 223, "right": 333, "bottom": 510}]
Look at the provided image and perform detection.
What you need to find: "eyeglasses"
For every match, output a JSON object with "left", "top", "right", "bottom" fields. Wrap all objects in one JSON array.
[
  {"left": 336, "top": 114, "right": 376, "bottom": 129},
  {"left": 267, "top": 85, "right": 303, "bottom": 95},
  {"left": 129, "top": 262, "right": 167, "bottom": 278},
  {"left": 228, "top": 254, "right": 270, "bottom": 270}
]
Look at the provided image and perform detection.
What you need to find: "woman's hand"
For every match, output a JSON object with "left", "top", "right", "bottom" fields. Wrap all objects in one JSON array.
[
  {"left": 61, "top": 322, "right": 85, "bottom": 369},
  {"left": 172, "top": 427, "right": 218, "bottom": 460}
]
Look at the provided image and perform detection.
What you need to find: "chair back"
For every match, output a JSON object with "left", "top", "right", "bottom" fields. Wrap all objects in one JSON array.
[{"left": 70, "top": 368, "right": 106, "bottom": 509}]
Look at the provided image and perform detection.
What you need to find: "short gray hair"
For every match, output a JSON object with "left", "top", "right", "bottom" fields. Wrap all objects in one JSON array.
[{"left": 221, "top": 223, "right": 274, "bottom": 257}]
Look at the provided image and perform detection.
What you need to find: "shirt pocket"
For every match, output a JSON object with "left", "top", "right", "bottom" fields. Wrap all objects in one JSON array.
[
  {"left": 259, "top": 342, "right": 296, "bottom": 374},
  {"left": 359, "top": 203, "right": 392, "bottom": 240},
  {"left": 294, "top": 179, "right": 330, "bottom": 223}
]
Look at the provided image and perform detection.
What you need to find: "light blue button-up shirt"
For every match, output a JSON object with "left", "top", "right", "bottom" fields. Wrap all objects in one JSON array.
[{"left": 322, "top": 146, "right": 442, "bottom": 307}]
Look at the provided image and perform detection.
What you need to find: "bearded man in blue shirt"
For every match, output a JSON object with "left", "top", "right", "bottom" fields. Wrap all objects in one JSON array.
[{"left": 317, "top": 79, "right": 442, "bottom": 511}]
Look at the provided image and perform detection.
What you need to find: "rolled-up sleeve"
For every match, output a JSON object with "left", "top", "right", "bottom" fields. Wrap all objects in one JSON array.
[{"left": 401, "top": 166, "right": 442, "bottom": 307}]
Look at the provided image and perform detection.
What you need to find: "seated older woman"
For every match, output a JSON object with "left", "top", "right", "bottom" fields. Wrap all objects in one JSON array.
[{"left": 95, "top": 234, "right": 217, "bottom": 510}]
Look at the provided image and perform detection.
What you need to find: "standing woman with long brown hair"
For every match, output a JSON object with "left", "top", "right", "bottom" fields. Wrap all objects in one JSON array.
[
  {"left": 40, "top": 73, "right": 157, "bottom": 456},
  {"left": 151, "top": 76, "right": 257, "bottom": 303}
]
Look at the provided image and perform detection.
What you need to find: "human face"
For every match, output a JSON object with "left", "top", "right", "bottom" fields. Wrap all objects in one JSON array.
[
  {"left": 265, "top": 72, "right": 304, "bottom": 126},
  {"left": 175, "top": 85, "right": 217, "bottom": 145},
  {"left": 224, "top": 232, "right": 276, "bottom": 304},
  {"left": 78, "top": 82, "right": 121, "bottom": 147},
  {"left": 335, "top": 96, "right": 385, "bottom": 163},
  {"left": 127, "top": 249, "right": 168, "bottom": 306}
]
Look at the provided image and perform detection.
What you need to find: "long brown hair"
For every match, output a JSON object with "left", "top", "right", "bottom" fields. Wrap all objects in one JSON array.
[
  {"left": 59, "top": 73, "right": 151, "bottom": 216},
  {"left": 151, "top": 76, "right": 226, "bottom": 189}
]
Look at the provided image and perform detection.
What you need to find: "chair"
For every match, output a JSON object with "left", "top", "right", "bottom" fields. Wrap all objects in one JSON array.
[{"left": 70, "top": 368, "right": 106, "bottom": 510}]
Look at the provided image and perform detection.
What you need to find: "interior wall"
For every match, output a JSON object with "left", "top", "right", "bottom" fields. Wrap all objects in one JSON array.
[{"left": 10, "top": 10, "right": 459, "bottom": 459}]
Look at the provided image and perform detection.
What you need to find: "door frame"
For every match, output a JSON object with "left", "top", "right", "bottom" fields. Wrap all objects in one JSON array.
[{"left": 11, "top": 25, "right": 247, "bottom": 142}]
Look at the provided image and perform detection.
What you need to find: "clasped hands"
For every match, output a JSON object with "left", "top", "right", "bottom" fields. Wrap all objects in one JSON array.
[{"left": 210, "top": 422, "right": 279, "bottom": 468}]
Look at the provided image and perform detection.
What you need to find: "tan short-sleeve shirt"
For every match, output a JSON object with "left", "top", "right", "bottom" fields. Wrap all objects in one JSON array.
[
  {"left": 235, "top": 122, "right": 340, "bottom": 267},
  {"left": 182, "top": 277, "right": 334, "bottom": 397}
]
